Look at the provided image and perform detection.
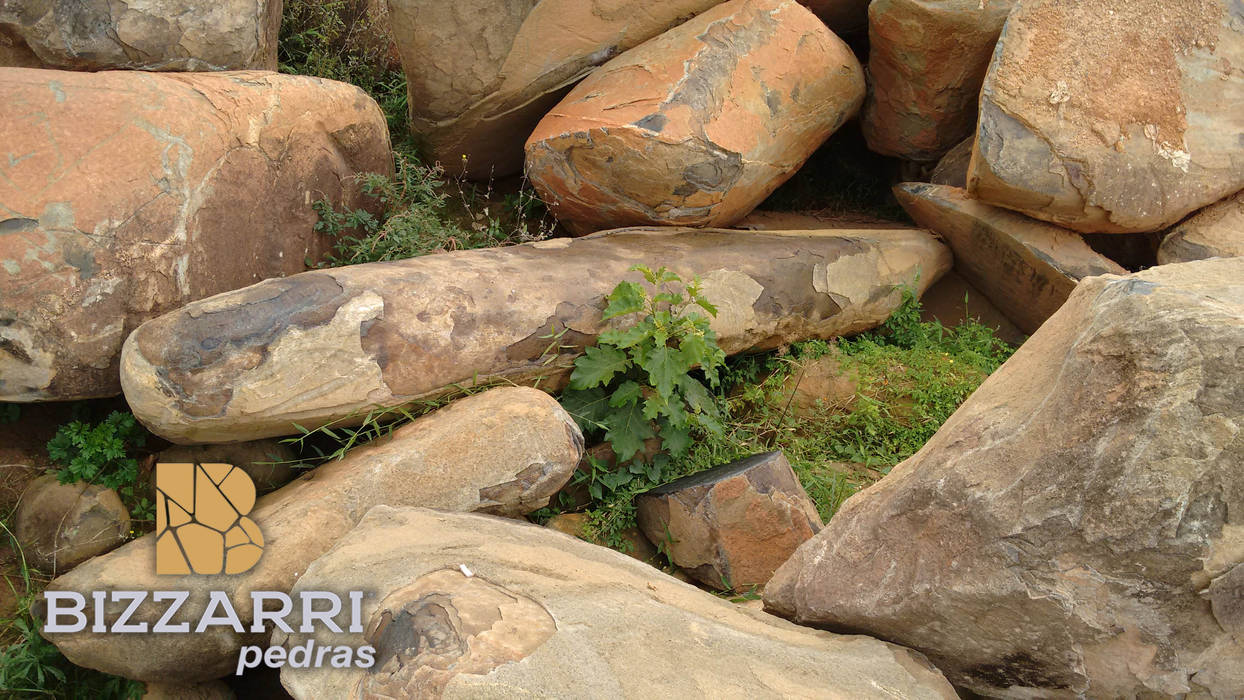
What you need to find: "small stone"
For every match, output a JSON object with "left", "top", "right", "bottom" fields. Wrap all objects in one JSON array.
[
  {"left": 544, "top": 513, "right": 659, "bottom": 564},
  {"left": 14, "top": 475, "right": 130, "bottom": 574}
]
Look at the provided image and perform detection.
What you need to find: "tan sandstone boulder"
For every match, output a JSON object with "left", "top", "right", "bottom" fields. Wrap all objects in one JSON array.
[
  {"left": 0, "top": 68, "right": 391, "bottom": 402},
  {"left": 1159, "top": 190, "right": 1244, "bottom": 264},
  {"left": 525, "top": 0, "right": 865, "bottom": 234},
  {"left": 14, "top": 475, "right": 131, "bottom": 574},
  {"left": 968, "top": 0, "right": 1244, "bottom": 233},
  {"left": 765, "top": 258, "right": 1244, "bottom": 697},
  {"left": 275, "top": 506, "right": 959, "bottom": 698}
]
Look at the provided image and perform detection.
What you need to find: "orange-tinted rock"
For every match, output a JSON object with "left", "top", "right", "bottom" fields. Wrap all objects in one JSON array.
[
  {"left": 0, "top": 69, "right": 391, "bottom": 402},
  {"left": 525, "top": 0, "right": 865, "bottom": 235},
  {"left": 797, "top": 0, "right": 871, "bottom": 34},
  {"left": 14, "top": 475, "right": 130, "bottom": 574},
  {"left": 1159, "top": 190, "right": 1244, "bottom": 264},
  {"left": 636, "top": 452, "right": 822, "bottom": 591}
]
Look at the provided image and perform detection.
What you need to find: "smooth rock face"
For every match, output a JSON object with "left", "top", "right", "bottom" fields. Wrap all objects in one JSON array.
[
  {"left": 121, "top": 226, "right": 950, "bottom": 444},
  {"left": 896, "top": 183, "right": 1125, "bottom": 334},
  {"left": 525, "top": 0, "right": 865, "bottom": 234},
  {"left": 968, "top": 0, "right": 1244, "bottom": 233},
  {"left": 862, "top": 0, "right": 1014, "bottom": 161},
  {"left": 276, "top": 506, "right": 958, "bottom": 699},
  {"left": 765, "top": 258, "right": 1244, "bottom": 698},
  {"left": 388, "top": 0, "right": 726, "bottom": 179},
  {"left": 0, "top": 0, "right": 280, "bottom": 71},
  {"left": 14, "top": 475, "right": 130, "bottom": 574},
  {"left": 636, "top": 451, "right": 822, "bottom": 591},
  {"left": 43, "top": 387, "right": 584, "bottom": 683},
  {"left": 0, "top": 69, "right": 391, "bottom": 402},
  {"left": 1159, "top": 190, "right": 1244, "bottom": 264}
]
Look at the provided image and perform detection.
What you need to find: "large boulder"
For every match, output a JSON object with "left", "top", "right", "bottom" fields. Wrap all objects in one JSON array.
[
  {"left": 42, "top": 386, "right": 584, "bottom": 682},
  {"left": 765, "top": 258, "right": 1244, "bottom": 697},
  {"left": 0, "top": 68, "right": 391, "bottom": 402},
  {"left": 1159, "top": 190, "right": 1244, "bottom": 264},
  {"left": 896, "top": 183, "right": 1125, "bottom": 334},
  {"left": 862, "top": 0, "right": 1015, "bottom": 161},
  {"left": 0, "top": 0, "right": 280, "bottom": 71},
  {"left": 968, "top": 0, "right": 1244, "bottom": 233},
  {"left": 14, "top": 474, "right": 130, "bottom": 574},
  {"left": 275, "top": 506, "right": 959, "bottom": 698},
  {"left": 388, "top": 0, "right": 726, "bottom": 179},
  {"left": 122, "top": 226, "right": 949, "bottom": 444},
  {"left": 525, "top": 0, "right": 865, "bottom": 234}
]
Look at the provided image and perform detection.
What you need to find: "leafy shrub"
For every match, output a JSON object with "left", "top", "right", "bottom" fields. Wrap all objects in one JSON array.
[{"left": 46, "top": 411, "right": 152, "bottom": 523}]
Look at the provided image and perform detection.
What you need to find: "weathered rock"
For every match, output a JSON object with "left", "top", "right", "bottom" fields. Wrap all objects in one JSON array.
[
  {"left": 896, "top": 183, "right": 1125, "bottom": 334},
  {"left": 863, "top": 0, "right": 1014, "bottom": 161},
  {"left": 525, "top": 0, "right": 865, "bottom": 234},
  {"left": 797, "top": 0, "right": 870, "bottom": 35},
  {"left": 143, "top": 680, "right": 235, "bottom": 700},
  {"left": 968, "top": 0, "right": 1244, "bottom": 233},
  {"left": 43, "top": 387, "right": 584, "bottom": 682},
  {"left": 389, "top": 0, "right": 726, "bottom": 179},
  {"left": 275, "top": 506, "right": 958, "bottom": 698},
  {"left": 929, "top": 137, "right": 974, "bottom": 188},
  {"left": 157, "top": 440, "right": 298, "bottom": 495},
  {"left": 14, "top": 475, "right": 130, "bottom": 574},
  {"left": 1159, "top": 190, "right": 1244, "bottom": 264},
  {"left": 765, "top": 258, "right": 1244, "bottom": 697},
  {"left": 121, "top": 226, "right": 950, "bottom": 443},
  {"left": 0, "top": 0, "right": 280, "bottom": 71},
  {"left": 0, "top": 68, "right": 391, "bottom": 402},
  {"left": 779, "top": 354, "right": 858, "bottom": 416},
  {"left": 637, "top": 452, "right": 822, "bottom": 591},
  {"left": 545, "top": 512, "right": 658, "bottom": 564}
]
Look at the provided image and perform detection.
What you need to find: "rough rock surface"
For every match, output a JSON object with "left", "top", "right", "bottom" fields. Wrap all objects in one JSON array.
[
  {"left": 14, "top": 475, "right": 130, "bottom": 574},
  {"left": 636, "top": 452, "right": 822, "bottom": 591},
  {"left": 862, "top": 0, "right": 1014, "bottom": 161},
  {"left": 968, "top": 0, "right": 1244, "bottom": 233},
  {"left": 276, "top": 506, "right": 958, "bottom": 699},
  {"left": 1159, "top": 190, "right": 1244, "bottom": 264},
  {"left": 121, "top": 226, "right": 949, "bottom": 443},
  {"left": 388, "top": 0, "right": 725, "bottom": 179},
  {"left": 42, "top": 387, "right": 584, "bottom": 683},
  {"left": 797, "top": 0, "right": 870, "bottom": 34},
  {"left": 156, "top": 440, "right": 298, "bottom": 495},
  {"left": 765, "top": 258, "right": 1244, "bottom": 698},
  {"left": 0, "top": 68, "right": 391, "bottom": 402},
  {"left": 896, "top": 183, "right": 1125, "bottom": 334},
  {"left": 142, "top": 681, "right": 234, "bottom": 700},
  {"left": 525, "top": 0, "right": 865, "bottom": 234},
  {"left": 930, "top": 137, "right": 974, "bottom": 188},
  {"left": 0, "top": 0, "right": 280, "bottom": 71}
]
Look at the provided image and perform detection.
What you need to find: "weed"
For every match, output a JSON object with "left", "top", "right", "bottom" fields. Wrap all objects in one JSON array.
[{"left": 45, "top": 412, "right": 153, "bottom": 528}]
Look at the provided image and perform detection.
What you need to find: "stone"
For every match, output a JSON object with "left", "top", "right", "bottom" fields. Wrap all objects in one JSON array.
[
  {"left": 1159, "top": 190, "right": 1244, "bottom": 264},
  {"left": 42, "top": 387, "right": 584, "bottom": 683},
  {"left": 157, "top": 440, "right": 298, "bottom": 495},
  {"left": 0, "top": 0, "right": 280, "bottom": 71},
  {"left": 734, "top": 210, "right": 911, "bottom": 230},
  {"left": 764, "top": 258, "right": 1244, "bottom": 697},
  {"left": 636, "top": 451, "right": 821, "bottom": 591},
  {"left": 778, "top": 354, "right": 858, "bottom": 416},
  {"left": 896, "top": 183, "right": 1125, "bottom": 334},
  {"left": 0, "top": 68, "right": 392, "bottom": 402},
  {"left": 929, "top": 137, "right": 974, "bottom": 188},
  {"left": 121, "top": 226, "right": 950, "bottom": 443},
  {"left": 14, "top": 475, "right": 130, "bottom": 574},
  {"left": 968, "top": 0, "right": 1244, "bottom": 233},
  {"left": 797, "top": 0, "right": 870, "bottom": 35},
  {"left": 544, "top": 512, "right": 659, "bottom": 564},
  {"left": 917, "top": 271, "right": 1026, "bottom": 346},
  {"left": 388, "top": 0, "right": 727, "bottom": 180},
  {"left": 275, "top": 506, "right": 959, "bottom": 698},
  {"left": 525, "top": 0, "right": 865, "bottom": 234},
  {"left": 142, "top": 681, "right": 234, "bottom": 700},
  {"left": 863, "top": 0, "right": 1014, "bottom": 161}
]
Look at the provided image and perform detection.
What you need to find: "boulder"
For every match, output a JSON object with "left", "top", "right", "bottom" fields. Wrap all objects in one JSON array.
[
  {"left": 142, "top": 681, "right": 234, "bottom": 700},
  {"left": 636, "top": 451, "right": 822, "bottom": 591},
  {"left": 797, "top": 0, "right": 870, "bottom": 35},
  {"left": 765, "top": 258, "right": 1244, "bottom": 697},
  {"left": 929, "top": 137, "right": 974, "bottom": 188},
  {"left": 896, "top": 183, "right": 1125, "bottom": 334},
  {"left": 42, "top": 387, "right": 584, "bottom": 683},
  {"left": 862, "top": 0, "right": 1014, "bottom": 161},
  {"left": 525, "top": 0, "right": 865, "bottom": 234},
  {"left": 157, "top": 440, "right": 299, "bottom": 495},
  {"left": 275, "top": 506, "right": 959, "bottom": 698},
  {"left": 14, "top": 475, "right": 130, "bottom": 574},
  {"left": 0, "top": 68, "right": 391, "bottom": 402},
  {"left": 1159, "top": 190, "right": 1244, "bottom": 264},
  {"left": 0, "top": 0, "right": 279, "bottom": 71},
  {"left": 388, "top": 0, "right": 726, "bottom": 179},
  {"left": 968, "top": 0, "right": 1244, "bottom": 233},
  {"left": 121, "top": 226, "right": 950, "bottom": 444}
]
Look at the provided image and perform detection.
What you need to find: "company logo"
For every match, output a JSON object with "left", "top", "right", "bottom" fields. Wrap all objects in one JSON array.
[{"left": 154, "top": 462, "right": 264, "bottom": 575}]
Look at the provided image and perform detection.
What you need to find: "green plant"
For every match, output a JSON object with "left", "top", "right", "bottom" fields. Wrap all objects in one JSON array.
[{"left": 45, "top": 412, "right": 152, "bottom": 525}]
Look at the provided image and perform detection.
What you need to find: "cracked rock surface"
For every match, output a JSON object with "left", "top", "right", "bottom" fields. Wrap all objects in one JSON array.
[{"left": 1159, "top": 190, "right": 1244, "bottom": 264}]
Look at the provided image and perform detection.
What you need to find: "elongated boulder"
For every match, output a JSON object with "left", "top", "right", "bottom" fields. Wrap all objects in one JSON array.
[
  {"left": 862, "top": 0, "right": 1014, "bottom": 161},
  {"left": 389, "top": 0, "right": 726, "bottom": 179},
  {"left": 1159, "top": 190, "right": 1244, "bottom": 264},
  {"left": 0, "top": 69, "right": 391, "bottom": 402},
  {"left": 968, "top": 0, "right": 1244, "bottom": 233},
  {"left": 276, "top": 506, "right": 958, "bottom": 698},
  {"left": 122, "top": 227, "right": 950, "bottom": 443},
  {"left": 42, "top": 387, "right": 584, "bottom": 682},
  {"left": 896, "top": 183, "right": 1125, "bottom": 334},
  {"left": 765, "top": 258, "right": 1244, "bottom": 697},
  {"left": 0, "top": 0, "right": 280, "bottom": 71},
  {"left": 525, "top": 0, "right": 865, "bottom": 235}
]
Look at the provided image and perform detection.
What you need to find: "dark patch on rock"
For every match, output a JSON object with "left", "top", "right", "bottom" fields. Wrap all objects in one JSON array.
[
  {"left": 967, "top": 653, "right": 1073, "bottom": 692},
  {"left": 633, "top": 113, "right": 667, "bottom": 133},
  {"left": 681, "top": 153, "right": 744, "bottom": 193},
  {"left": 0, "top": 337, "right": 32, "bottom": 364},
  {"left": 0, "top": 217, "right": 38, "bottom": 234}
]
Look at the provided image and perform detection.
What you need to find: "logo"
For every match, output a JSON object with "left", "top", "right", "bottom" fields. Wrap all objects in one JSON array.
[{"left": 154, "top": 462, "right": 264, "bottom": 575}]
